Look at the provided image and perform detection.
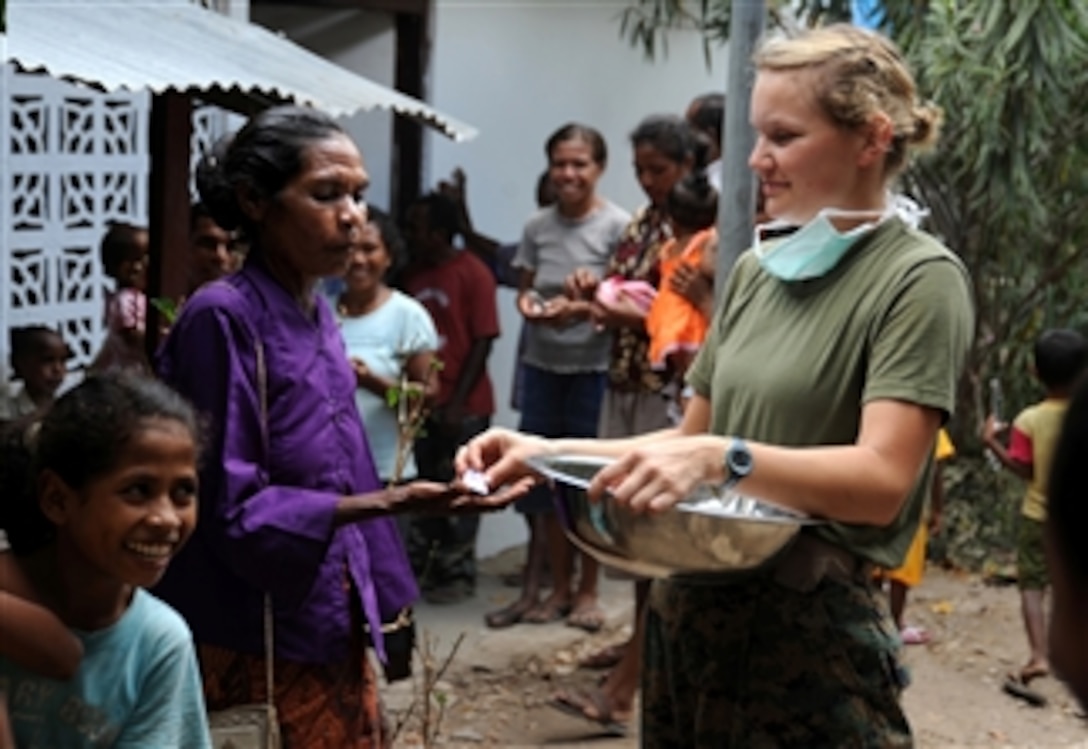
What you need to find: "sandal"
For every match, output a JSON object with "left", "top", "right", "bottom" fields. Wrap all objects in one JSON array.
[
  {"left": 579, "top": 643, "right": 625, "bottom": 670},
  {"left": 566, "top": 601, "right": 605, "bottom": 633},
  {"left": 549, "top": 688, "right": 630, "bottom": 737},
  {"left": 899, "top": 626, "right": 930, "bottom": 645},
  {"left": 1017, "top": 664, "right": 1050, "bottom": 684},
  {"left": 521, "top": 600, "right": 572, "bottom": 625},
  {"left": 1002, "top": 674, "right": 1048, "bottom": 707},
  {"left": 484, "top": 601, "right": 532, "bottom": 629}
]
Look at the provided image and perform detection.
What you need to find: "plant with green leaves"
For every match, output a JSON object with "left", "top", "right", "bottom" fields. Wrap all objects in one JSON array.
[
  {"left": 386, "top": 357, "right": 443, "bottom": 484},
  {"left": 149, "top": 297, "right": 179, "bottom": 326}
]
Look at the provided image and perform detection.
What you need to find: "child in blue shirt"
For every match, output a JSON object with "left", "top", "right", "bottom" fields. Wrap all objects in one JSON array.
[{"left": 0, "top": 374, "right": 212, "bottom": 748}]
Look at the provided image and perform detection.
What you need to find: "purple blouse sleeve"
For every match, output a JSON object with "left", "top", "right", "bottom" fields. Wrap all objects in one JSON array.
[{"left": 160, "top": 299, "right": 339, "bottom": 606}]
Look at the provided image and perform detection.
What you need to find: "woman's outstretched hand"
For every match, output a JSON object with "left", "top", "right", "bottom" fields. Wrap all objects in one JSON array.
[
  {"left": 393, "top": 479, "right": 531, "bottom": 514},
  {"left": 588, "top": 435, "right": 726, "bottom": 514}
]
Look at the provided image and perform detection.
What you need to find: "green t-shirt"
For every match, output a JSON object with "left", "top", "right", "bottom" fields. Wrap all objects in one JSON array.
[{"left": 688, "top": 219, "right": 974, "bottom": 567}]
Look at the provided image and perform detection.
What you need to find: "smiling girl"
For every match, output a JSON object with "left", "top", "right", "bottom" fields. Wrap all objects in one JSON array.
[{"left": 0, "top": 374, "right": 211, "bottom": 748}]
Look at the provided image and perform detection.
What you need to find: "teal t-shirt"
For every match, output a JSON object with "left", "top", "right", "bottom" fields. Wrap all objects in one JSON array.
[
  {"left": 688, "top": 219, "right": 974, "bottom": 567},
  {"left": 0, "top": 588, "right": 212, "bottom": 748},
  {"left": 335, "top": 289, "right": 440, "bottom": 482}
]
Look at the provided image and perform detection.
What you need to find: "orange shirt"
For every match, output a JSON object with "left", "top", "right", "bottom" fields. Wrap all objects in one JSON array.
[{"left": 645, "top": 228, "right": 714, "bottom": 369}]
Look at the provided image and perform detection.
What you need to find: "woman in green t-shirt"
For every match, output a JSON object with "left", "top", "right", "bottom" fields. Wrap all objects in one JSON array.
[{"left": 458, "top": 24, "right": 974, "bottom": 747}]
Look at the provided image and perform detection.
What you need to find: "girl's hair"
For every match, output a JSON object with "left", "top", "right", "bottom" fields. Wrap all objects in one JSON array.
[
  {"left": 8, "top": 326, "right": 68, "bottom": 371},
  {"left": 754, "top": 24, "right": 942, "bottom": 176},
  {"left": 667, "top": 172, "right": 718, "bottom": 232},
  {"left": 545, "top": 123, "right": 608, "bottom": 167},
  {"left": 630, "top": 114, "right": 702, "bottom": 170},
  {"left": 687, "top": 93, "right": 725, "bottom": 146},
  {"left": 535, "top": 170, "right": 557, "bottom": 208},
  {"left": 1049, "top": 374, "right": 1088, "bottom": 584},
  {"left": 196, "top": 106, "right": 347, "bottom": 238},
  {"left": 99, "top": 222, "right": 148, "bottom": 279},
  {"left": 365, "top": 206, "right": 407, "bottom": 279},
  {"left": 0, "top": 374, "right": 201, "bottom": 555}
]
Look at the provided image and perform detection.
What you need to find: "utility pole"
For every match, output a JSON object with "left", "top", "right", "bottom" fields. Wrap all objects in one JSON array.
[{"left": 715, "top": 0, "right": 766, "bottom": 301}]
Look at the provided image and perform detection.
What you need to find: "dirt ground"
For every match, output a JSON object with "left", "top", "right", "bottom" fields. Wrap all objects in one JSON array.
[{"left": 389, "top": 564, "right": 1087, "bottom": 748}]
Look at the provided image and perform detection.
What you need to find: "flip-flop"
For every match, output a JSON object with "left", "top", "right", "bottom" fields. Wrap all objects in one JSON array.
[
  {"left": 579, "top": 643, "right": 625, "bottom": 670},
  {"left": 548, "top": 689, "right": 629, "bottom": 737},
  {"left": 1017, "top": 665, "right": 1050, "bottom": 684},
  {"left": 899, "top": 626, "right": 930, "bottom": 645},
  {"left": 566, "top": 602, "right": 605, "bottom": 633},
  {"left": 484, "top": 601, "right": 531, "bottom": 629},
  {"left": 521, "top": 601, "right": 572, "bottom": 624},
  {"left": 1002, "top": 674, "right": 1048, "bottom": 707}
]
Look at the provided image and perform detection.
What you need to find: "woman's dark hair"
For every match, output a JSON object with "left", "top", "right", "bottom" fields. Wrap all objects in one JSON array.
[
  {"left": 1035, "top": 328, "right": 1088, "bottom": 390},
  {"left": 630, "top": 114, "right": 702, "bottom": 170},
  {"left": 99, "top": 222, "right": 147, "bottom": 278},
  {"left": 366, "top": 206, "right": 407, "bottom": 279},
  {"left": 196, "top": 106, "right": 347, "bottom": 238},
  {"left": 0, "top": 374, "right": 201, "bottom": 555},
  {"left": 8, "top": 326, "right": 67, "bottom": 371},
  {"left": 545, "top": 123, "right": 608, "bottom": 167},
  {"left": 1049, "top": 374, "right": 1088, "bottom": 584},
  {"left": 667, "top": 172, "right": 718, "bottom": 232}
]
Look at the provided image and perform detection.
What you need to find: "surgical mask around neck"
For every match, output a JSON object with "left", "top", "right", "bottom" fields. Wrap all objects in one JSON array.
[{"left": 753, "top": 198, "right": 916, "bottom": 282}]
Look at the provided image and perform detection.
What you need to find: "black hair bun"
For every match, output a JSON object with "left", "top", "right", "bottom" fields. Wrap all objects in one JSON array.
[{"left": 195, "top": 134, "right": 244, "bottom": 232}]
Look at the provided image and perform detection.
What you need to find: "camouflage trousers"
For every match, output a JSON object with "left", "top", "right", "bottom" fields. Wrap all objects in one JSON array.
[{"left": 642, "top": 571, "right": 913, "bottom": 748}]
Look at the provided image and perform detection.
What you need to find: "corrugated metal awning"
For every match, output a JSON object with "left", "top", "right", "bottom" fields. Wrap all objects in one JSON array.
[{"left": 4, "top": 0, "right": 477, "bottom": 142}]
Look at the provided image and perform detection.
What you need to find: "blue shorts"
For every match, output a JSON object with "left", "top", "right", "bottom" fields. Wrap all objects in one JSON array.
[{"left": 515, "top": 364, "right": 606, "bottom": 515}]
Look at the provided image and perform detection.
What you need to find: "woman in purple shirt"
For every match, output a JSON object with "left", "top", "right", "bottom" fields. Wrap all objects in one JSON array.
[{"left": 155, "top": 106, "right": 504, "bottom": 748}]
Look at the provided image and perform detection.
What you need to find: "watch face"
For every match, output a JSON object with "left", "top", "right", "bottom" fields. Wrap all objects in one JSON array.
[{"left": 730, "top": 444, "right": 753, "bottom": 474}]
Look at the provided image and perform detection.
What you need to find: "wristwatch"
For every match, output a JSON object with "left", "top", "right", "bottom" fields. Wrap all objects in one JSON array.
[{"left": 722, "top": 438, "right": 753, "bottom": 490}]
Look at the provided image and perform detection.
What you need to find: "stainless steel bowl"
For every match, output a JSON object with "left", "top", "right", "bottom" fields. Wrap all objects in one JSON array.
[{"left": 526, "top": 454, "right": 821, "bottom": 578}]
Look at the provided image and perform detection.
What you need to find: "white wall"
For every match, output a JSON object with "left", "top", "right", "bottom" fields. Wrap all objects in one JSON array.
[
  {"left": 427, "top": 0, "right": 729, "bottom": 557},
  {"left": 249, "top": 5, "right": 397, "bottom": 212}
]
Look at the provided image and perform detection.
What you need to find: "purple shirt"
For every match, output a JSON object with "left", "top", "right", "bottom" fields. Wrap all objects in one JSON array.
[{"left": 155, "top": 259, "right": 418, "bottom": 664}]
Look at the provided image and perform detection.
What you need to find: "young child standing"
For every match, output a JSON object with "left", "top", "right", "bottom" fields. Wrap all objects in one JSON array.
[
  {"left": 0, "top": 374, "right": 212, "bottom": 747},
  {"left": 90, "top": 222, "right": 150, "bottom": 374},
  {"left": 875, "top": 428, "right": 954, "bottom": 645},
  {"left": 983, "top": 327, "right": 1088, "bottom": 696},
  {"left": 644, "top": 171, "right": 718, "bottom": 418},
  {"left": 0, "top": 326, "right": 70, "bottom": 426}
]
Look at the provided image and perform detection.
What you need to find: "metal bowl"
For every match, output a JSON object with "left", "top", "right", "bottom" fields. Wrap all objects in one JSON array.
[{"left": 526, "top": 454, "right": 821, "bottom": 578}]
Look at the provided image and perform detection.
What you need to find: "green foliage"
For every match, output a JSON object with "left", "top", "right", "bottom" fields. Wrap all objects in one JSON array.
[
  {"left": 149, "top": 297, "right": 179, "bottom": 325},
  {"left": 900, "top": 0, "right": 1088, "bottom": 453},
  {"left": 928, "top": 457, "right": 1020, "bottom": 573}
]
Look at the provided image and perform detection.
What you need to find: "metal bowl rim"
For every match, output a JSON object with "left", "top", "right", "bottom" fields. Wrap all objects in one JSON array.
[{"left": 527, "top": 453, "right": 820, "bottom": 524}]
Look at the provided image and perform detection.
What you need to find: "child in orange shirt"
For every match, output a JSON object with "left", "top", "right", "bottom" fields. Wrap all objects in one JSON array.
[{"left": 644, "top": 172, "right": 718, "bottom": 419}]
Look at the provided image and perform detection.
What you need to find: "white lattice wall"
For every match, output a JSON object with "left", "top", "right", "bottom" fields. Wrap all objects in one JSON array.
[
  {"left": 1, "top": 64, "right": 149, "bottom": 388},
  {"left": 0, "top": 65, "right": 234, "bottom": 393}
]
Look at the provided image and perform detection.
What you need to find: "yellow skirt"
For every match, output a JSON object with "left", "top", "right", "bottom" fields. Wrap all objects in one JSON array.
[{"left": 880, "top": 524, "right": 927, "bottom": 588}]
